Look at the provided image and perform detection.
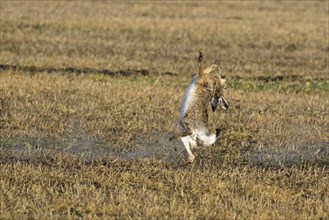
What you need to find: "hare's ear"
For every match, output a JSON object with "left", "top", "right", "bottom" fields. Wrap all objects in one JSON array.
[
  {"left": 219, "top": 97, "right": 229, "bottom": 110},
  {"left": 204, "top": 64, "right": 220, "bottom": 75},
  {"left": 211, "top": 97, "right": 229, "bottom": 112},
  {"left": 197, "top": 52, "right": 205, "bottom": 78},
  {"left": 211, "top": 97, "right": 218, "bottom": 112}
]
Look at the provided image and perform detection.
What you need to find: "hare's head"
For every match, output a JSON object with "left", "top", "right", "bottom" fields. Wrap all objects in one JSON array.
[
  {"left": 210, "top": 75, "right": 228, "bottom": 112},
  {"left": 197, "top": 52, "right": 228, "bottom": 111}
]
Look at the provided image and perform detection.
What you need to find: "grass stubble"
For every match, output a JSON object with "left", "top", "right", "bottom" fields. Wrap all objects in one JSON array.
[{"left": 0, "top": 1, "right": 329, "bottom": 219}]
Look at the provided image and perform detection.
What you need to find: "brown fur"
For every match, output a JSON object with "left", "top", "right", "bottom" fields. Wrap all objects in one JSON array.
[
  {"left": 182, "top": 53, "right": 226, "bottom": 130},
  {"left": 170, "top": 52, "right": 227, "bottom": 143}
]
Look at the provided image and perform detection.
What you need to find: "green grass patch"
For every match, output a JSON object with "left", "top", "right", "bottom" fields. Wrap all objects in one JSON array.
[{"left": 230, "top": 79, "right": 329, "bottom": 93}]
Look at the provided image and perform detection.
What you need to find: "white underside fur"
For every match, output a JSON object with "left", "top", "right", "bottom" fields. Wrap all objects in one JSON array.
[
  {"left": 181, "top": 131, "right": 217, "bottom": 163},
  {"left": 185, "top": 130, "right": 217, "bottom": 148}
]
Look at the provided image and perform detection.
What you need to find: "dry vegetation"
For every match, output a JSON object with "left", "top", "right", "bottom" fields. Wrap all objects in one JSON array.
[{"left": 0, "top": 1, "right": 329, "bottom": 219}]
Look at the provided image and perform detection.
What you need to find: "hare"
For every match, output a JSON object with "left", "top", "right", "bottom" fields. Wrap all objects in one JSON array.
[{"left": 171, "top": 52, "right": 228, "bottom": 163}]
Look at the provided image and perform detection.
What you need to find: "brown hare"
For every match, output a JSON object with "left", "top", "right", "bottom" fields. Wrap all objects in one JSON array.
[{"left": 171, "top": 52, "right": 228, "bottom": 163}]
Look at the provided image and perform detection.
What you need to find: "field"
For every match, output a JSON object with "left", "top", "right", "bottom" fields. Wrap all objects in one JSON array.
[{"left": 1, "top": 1, "right": 329, "bottom": 219}]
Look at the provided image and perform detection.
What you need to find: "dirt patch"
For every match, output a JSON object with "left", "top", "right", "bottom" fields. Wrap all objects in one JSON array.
[
  {"left": 250, "top": 144, "right": 329, "bottom": 168},
  {"left": 127, "top": 132, "right": 184, "bottom": 162},
  {"left": 3, "top": 132, "right": 328, "bottom": 168},
  {"left": 0, "top": 134, "right": 184, "bottom": 165},
  {"left": 0, "top": 119, "right": 184, "bottom": 163}
]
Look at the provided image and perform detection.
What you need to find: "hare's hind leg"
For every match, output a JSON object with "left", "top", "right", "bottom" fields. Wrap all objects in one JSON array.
[{"left": 181, "top": 136, "right": 196, "bottom": 163}]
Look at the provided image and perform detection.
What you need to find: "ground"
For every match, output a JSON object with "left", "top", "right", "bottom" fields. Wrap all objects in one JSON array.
[{"left": 0, "top": 1, "right": 328, "bottom": 219}]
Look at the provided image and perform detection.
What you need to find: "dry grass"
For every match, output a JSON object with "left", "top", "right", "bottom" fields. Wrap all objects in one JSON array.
[
  {"left": 0, "top": 1, "right": 329, "bottom": 219},
  {"left": 1, "top": 1, "right": 328, "bottom": 77}
]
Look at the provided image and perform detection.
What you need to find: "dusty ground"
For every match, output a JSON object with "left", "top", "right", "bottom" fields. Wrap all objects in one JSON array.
[{"left": 0, "top": 1, "right": 328, "bottom": 219}]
